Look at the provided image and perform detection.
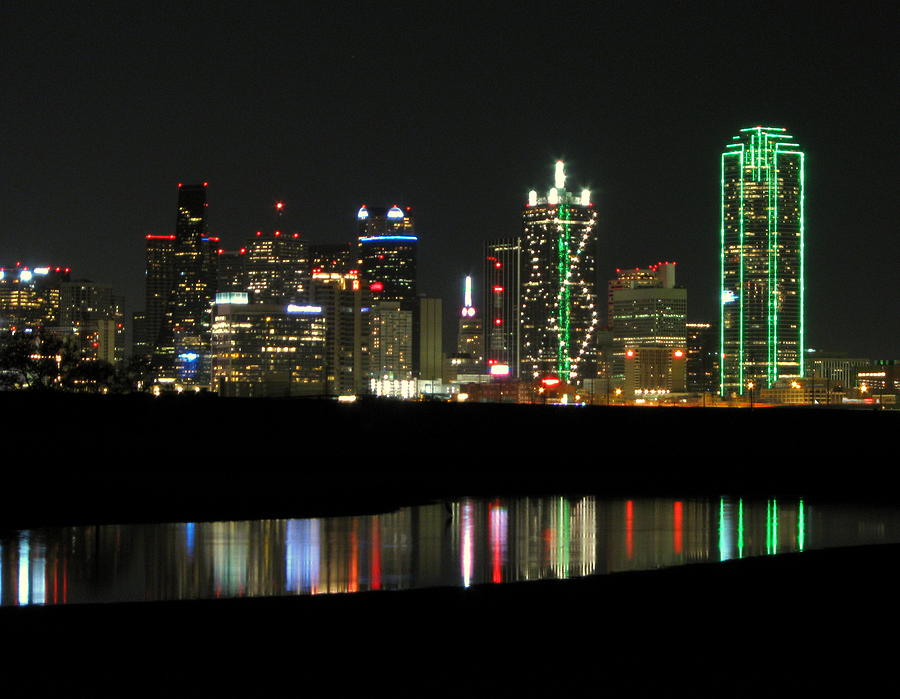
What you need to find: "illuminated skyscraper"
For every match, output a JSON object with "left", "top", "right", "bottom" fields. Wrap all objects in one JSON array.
[
  {"left": 0, "top": 264, "right": 69, "bottom": 332},
  {"left": 357, "top": 205, "right": 417, "bottom": 309},
  {"left": 162, "top": 183, "right": 217, "bottom": 384},
  {"left": 720, "top": 127, "right": 805, "bottom": 395},
  {"left": 136, "top": 234, "right": 175, "bottom": 360},
  {"left": 210, "top": 300, "right": 327, "bottom": 397},
  {"left": 357, "top": 204, "right": 419, "bottom": 372},
  {"left": 520, "top": 161, "right": 598, "bottom": 382},
  {"left": 453, "top": 275, "right": 483, "bottom": 375},
  {"left": 308, "top": 270, "right": 371, "bottom": 395},
  {"left": 245, "top": 229, "right": 307, "bottom": 304},
  {"left": 483, "top": 239, "right": 520, "bottom": 378}
]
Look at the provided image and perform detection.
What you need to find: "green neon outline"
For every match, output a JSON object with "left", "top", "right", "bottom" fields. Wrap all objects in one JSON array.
[
  {"left": 556, "top": 205, "right": 571, "bottom": 381},
  {"left": 721, "top": 129, "right": 804, "bottom": 394},
  {"left": 737, "top": 498, "right": 744, "bottom": 559},
  {"left": 799, "top": 152, "right": 806, "bottom": 377},
  {"left": 720, "top": 152, "right": 726, "bottom": 395},
  {"left": 739, "top": 149, "right": 745, "bottom": 391},
  {"left": 768, "top": 135, "right": 777, "bottom": 385},
  {"left": 798, "top": 499, "right": 805, "bottom": 552},
  {"left": 558, "top": 497, "right": 570, "bottom": 578},
  {"left": 739, "top": 126, "right": 786, "bottom": 133}
]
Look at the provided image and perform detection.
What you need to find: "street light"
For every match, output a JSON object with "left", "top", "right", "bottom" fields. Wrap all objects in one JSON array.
[{"left": 747, "top": 381, "right": 755, "bottom": 409}]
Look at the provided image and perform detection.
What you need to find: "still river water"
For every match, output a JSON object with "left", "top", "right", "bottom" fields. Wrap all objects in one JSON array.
[{"left": 2, "top": 496, "right": 899, "bottom": 606}]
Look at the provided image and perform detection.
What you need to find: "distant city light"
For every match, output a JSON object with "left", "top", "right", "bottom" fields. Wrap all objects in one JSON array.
[
  {"left": 215, "top": 292, "right": 249, "bottom": 304},
  {"left": 359, "top": 236, "right": 417, "bottom": 243},
  {"left": 286, "top": 304, "right": 322, "bottom": 314}
]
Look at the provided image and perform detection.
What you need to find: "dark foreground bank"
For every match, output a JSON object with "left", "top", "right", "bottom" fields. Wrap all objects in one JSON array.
[
  {"left": 3, "top": 543, "right": 894, "bottom": 695},
  {"left": 2, "top": 392, "right": 897, "bottom": 529}
]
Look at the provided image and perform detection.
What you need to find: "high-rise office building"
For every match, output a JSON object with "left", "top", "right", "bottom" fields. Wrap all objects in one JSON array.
[
  {"left": 685, "top": 322, "right": 717, "bottom": 393},
  {"left": 610, "top": 262, "right": 687, "bottom": 396},
  {"left": 357, "top": 205, "right": 417, "bottom": 306},
  {"left": 215, "top": 247, "right": 248, "bottom": 295},
  {"left": 720, "top": 126, "right": 805, "bottom": 395},
  {"left": 162, "top": 183, "right": 217, "bottom": 385},
  {"left": 418, "top": 296, "right": 443, "bottom": 382},
  {"left": 520, "top": 161, "right": 598, "bottom": 382},
  {"left": 0, "top": 264, "right": 69, "bottom": 332},
  {"left": 58, "top": 280, "right": 119, "bottom": 364},
  {"left": 308, "top": 270, "right": 371, "bottom": 395},
  {"left": 309, "top": 243, "right": 355, "bottom": 276},
  {"left": 245, "top": 230, "right": 308, "bottom": 304},
  {"left": 210, "top": 299, "right": 327, "bottom": 397},
  {"left": 357, "top": 204, "right": 419, "bottom": 373},
  {"left": 369, "top": 302, "right": 413, "bottom": 381},
  {"left": 135, "top": 234, "right": 176, "bottom": 360},
  {"left": 607, "top": 264, "right": 675, "bottom": 329},
  {"left": 611, "top": 263, "right": 686, "bottom": 349},
  {"left": 483, "top": 239, "right": 520, "bottom": 378}
]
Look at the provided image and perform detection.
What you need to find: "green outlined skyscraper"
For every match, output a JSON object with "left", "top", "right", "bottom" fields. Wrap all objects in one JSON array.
[
  {"left": 720, "top": 127, "right": 805, "bottom": 396},
  {"left": 520, "top": 161, "right": 598, "bottom": 383}
]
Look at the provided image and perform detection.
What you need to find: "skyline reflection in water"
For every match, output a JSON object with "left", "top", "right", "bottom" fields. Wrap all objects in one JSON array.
[{"left": 2, "top": 496, "right": 899, "bottom": 607}]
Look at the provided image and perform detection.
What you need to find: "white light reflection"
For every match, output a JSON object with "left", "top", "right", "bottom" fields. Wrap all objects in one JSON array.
[
  {"left": 461, "top": 500, "right": 474, "bottom": 588},
  {"left": 719, "top": 498, "right": 735, "bottom": 562},
  {"left": 18, "top": 533, "right": 30, "bottom": 606}
]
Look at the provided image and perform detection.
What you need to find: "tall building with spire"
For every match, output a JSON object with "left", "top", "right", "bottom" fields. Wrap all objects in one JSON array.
[
  {"left": 520, "top": 161, "right": 598, "bottom": 383},
  {"left": 453, "top": 275, "right": 483, "bottom": 374},
  {"left": 720, "top": 126, "right": 805, "bottom": 395}
]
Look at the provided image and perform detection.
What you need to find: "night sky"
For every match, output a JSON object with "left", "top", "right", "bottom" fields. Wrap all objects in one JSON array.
[{"left": 2, "top": 1, "right": 896, "bottom": 357}]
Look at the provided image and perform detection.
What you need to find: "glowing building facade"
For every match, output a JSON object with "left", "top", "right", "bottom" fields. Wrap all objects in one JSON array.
[
  {"left": 453, "top": 275, "right": 483, "bottom": 376},
  {"left": 308, "top": 271, "right": 371, "bottom": 395},
  {"left": 0, "top": 264, "right": 69, "bottom": 332},
  {"left": 483, "top": 239, "right": 520, "bottom": 378},
  {"left": 357, "top": 204, "right": 419, "bottom": 373},
  {"left": 721, "top": 127, "right": 804, "bottom": 395},
  {"left": 520, "top": 162, "right": 598, "bottom": 382},
  {"left": 245, "top": 230, "right": 307, "bottom": 304},
  {"left": 210, "top": 301, "right": 327, "bottom": 397},
  {"left": 369, "top": 302, "right": 413, "bottom": 381}
]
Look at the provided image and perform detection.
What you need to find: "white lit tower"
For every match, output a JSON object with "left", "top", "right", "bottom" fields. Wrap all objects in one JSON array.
[
  {"left": 454, "top": 275, "right": 483, "bottom": 373},
  {"left": 520, "top": 161, "right": 598, "bottom": 383}
]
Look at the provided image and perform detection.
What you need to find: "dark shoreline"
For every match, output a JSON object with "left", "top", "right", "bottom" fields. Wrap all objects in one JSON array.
[
  {"left": 3, "top": 392, "right": 897, "bottom": 530},
  {"left": 3, "top": 389, "right": 895, "bottom": 693},
  {"left": 4, "top": 543, "right": 894, "bottom": 693}
]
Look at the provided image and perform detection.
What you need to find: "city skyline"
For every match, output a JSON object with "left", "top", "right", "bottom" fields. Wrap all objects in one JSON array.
[{"left": 1, "top": 4, "right": 895, "bottom": 360}]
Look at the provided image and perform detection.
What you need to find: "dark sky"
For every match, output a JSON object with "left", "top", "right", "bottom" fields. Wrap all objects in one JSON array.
[{"left": 2, "top": 1, "right": 897, "bottom": 357}]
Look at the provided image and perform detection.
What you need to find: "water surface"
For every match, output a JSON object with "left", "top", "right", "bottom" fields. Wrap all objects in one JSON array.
[{"left": 2, "top": 496, "right": 898, "bottom": 606}]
